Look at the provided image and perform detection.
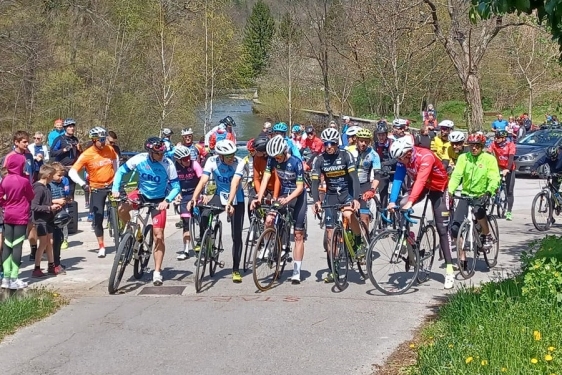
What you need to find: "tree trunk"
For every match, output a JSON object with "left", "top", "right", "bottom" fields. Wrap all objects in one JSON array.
[
  {"left": 528, "top": 86, "right": 533, "bottom": 118},
  {"left": 464, "top": 73, "right": 484, "bottom": 132},
  {"left": 321, "top": 55, "right": 333, "bottom": 122}
]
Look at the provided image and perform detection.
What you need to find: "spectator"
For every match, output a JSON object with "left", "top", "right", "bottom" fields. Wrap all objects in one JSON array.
[
  {"left": 47, "top": 118, "right": 65, "bottom": 148},
  {"left": 506, "top": 116, "right": 520, "bottom": 142},
  {"left": 28, "top": 132, "right": 49, "bottom": 182},
  {"left": 424, "top": 113, "right": 438, "bottom": 131},
  {"left": 423, "top": 103, "right": 437, "bottom": 121},
  {"left": 301, "top": 126, "right": 324, "bottom": 155},
  {"left": 49, "top": 162, "right": 70, "bottom": 269},
  {"left": 50, "top": 118, "right": 82, "bottom": 200},
  {"left": 258, "top": 120, "right": 273, "bottom": 138},
  {"left": 328, "top": 120, "right": 338, "bottom": 129},
  {"left": 415, "top": 123, "right": 436, "bottom": 149},
  {"left": 492, "top": 113, "right": 508, "bottom": 132},
  {"left": 341, "top": 115, "right": 352, "bottom": 147},
  {"left": 107, "top": 131, "right": 121, "bottom": 158}
]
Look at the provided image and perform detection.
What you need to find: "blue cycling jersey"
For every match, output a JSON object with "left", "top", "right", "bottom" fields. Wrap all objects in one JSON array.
[
  {"left": 357, "top": 147, "right": 381, "bottom": 184},
  {"left": 285, "top": 137, "right": 302, "bottom": 160},
  {"left": 112, "top": 153, "right": 180, "bottom": 202},
  {"left": 265, "top": 155, "right": 304, "bottom": 196},
  {"left": 203, "top": 155, "right": 246, "bottom": 204}
]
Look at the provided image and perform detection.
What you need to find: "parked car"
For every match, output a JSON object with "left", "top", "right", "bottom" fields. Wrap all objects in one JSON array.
[{"left": 514, "top": 129, "right": 562, "bottom": 176}]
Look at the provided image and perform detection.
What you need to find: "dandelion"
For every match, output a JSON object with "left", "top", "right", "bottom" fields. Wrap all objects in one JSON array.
[
  {"left": 534, "top": 331, "right": 542, "bottom": 341},
  {"left": 481, "top": 360, "right": 488, "bottom": 366},
  {"left": 465, "top": 357, "right": 473, "bottom": 364},
  {"left": 531, "top": 358, "right": 538, "bottom": 364},
  {"left": 409, "top": 343, "right": 415, "bottom": 349},
  {"left": 448, "top": 344, "right": 454, "bottom": 348},
  {"left": 52, "top": 293, "right": 59, "bottom": 297},
  {"left": 549, "top": 346, "right": 556, "bottom": 352},
  {"left": 501, "top": 368, "right": 507, "bottom": 372},
  {"left": 545, "top": 354, "right": 553, "bottom": 362}
]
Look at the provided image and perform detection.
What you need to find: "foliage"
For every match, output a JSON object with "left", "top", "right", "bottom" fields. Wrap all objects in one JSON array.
[{"left": 242, "top": 0, "right": 275, "bottom": 79}]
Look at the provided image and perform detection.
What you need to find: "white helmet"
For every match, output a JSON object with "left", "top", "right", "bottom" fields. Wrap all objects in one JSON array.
[
  {"left": 448, "top": 131, "right": 466, "bottom": 143},
  {"left": 215, "top": 139, "right": 237, "bottom": 155},
  {"left": 88, "top": 127, "right": 107, "bottom": 139},
  {"left": 392, "top": 118, "right": 408, "bottom": 128},
  {"left": 346, "top": 126, "right": 361, "bottom": 136},
  {"left": 181, "top": 128, "right": 193, "bottom": 136},
  {"left": 390, "top": 137, "right": 414, "bottom": 159},
  {"left": 438, "top": 120, "right": 454, "bottom": 129},
  {"left": 173, "top": 145, "right": 192, "bottom": 160},
  {"left": 266, "top": 135, "right": 288, "bottom": 157},
  {"left": 320, "top": 128, "right": 340, "bottom": 143},
  {"left": 162, "top": 128, "right": 173, "bottom": 136}
]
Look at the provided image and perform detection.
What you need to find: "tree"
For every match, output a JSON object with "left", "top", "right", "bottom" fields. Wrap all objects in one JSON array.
[{"left": 242, "top": 0, "right": 275, "bottom": 79}]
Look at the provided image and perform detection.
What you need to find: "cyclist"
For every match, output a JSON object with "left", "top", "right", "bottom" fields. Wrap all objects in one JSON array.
[
  {"left": 187, "top": 139, "right": 246, "bottom": 283},
  {"left": 310, "top": 128, "right": 361, "bottom": 283},
  {"left": 68, "top": 127, "right": 119, "bottom": 258},
  {"left": 251, "top": 135, "right": 307, "bottom": 284},
  {"left": 430, "top": 120, "right": 455, "bottom": 169},
  {"left": 448, "top": 133, "right": 500, "bottom": 270},
  {"left": 531, "top": 147, "right": 562, "bottom": 224},
  {"left": 374, "top": 123, "right": 396, "bottom": 210},
  {"left": 271, "top": 122, "right": 302, "bottom": 160},
  {"left": 415, "top": 123, "right": 436, "bottom": 150},
  {"left": 392, "top": 119, "right": 415, "bottom": 143},
  {"left": 112, "top": 137, "right": 181, "bottom": 286},
  {"left": 387, "top": 137, "right": 453, "bottom": 289},
  {"left": 447, "top": 131, "right": 467, "bottom": 170},
  {"left": 208, "top": 117, "right": 237, "bottom": 150},
  {"left": 251, "top": 137, "right": 281, "bottom": 202},
  {"left": 178, "top": 128, "right": 207, "bottom": 165},
  {"left": 344, "top": 126, "right": 361, "bottom": 159},
  {"left": 301, "top": 126, "right": 324, "bottom": 155},
  {"left": 291, "top": 124, "right": 304, "bottom": 148},
  {"left": 489, "top": 130, "right": 516, "bottom": 220},
  {"left": 173, "top": 146, "right": 202, "bottom": 260}
]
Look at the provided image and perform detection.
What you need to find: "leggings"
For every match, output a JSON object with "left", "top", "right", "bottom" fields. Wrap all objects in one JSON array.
[
  {"left": 505, "top": 171, "right": 515, "bottom": 211},
  {"left": 53, "top": 227, "right": 64, "bottom": 267},
  {"left": 2, "top": 224, "right": 26, "bottom": 279},
  {"left": 375, "top": 176, "right": 390, "bottom": 208},
  {"left": 90, "top": 189, "right": 109, "bottom": 237}
]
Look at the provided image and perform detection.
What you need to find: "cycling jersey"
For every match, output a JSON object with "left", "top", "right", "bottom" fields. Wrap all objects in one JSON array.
[
  {"left": 175, "top": 160, "right": 202, "bottom": 195},
  {"left": 113, "top": 153, "right": 180, "bottom": 201},
  {"left": 253, "top": 156, "right": 281, "bottom": 197},
  {"left": 345, "top": 144, "right": 358, "bottom": 160},
  {"left": 208, "top": 131, "right": 236, "bottom": 150},
  {"left": 374, "top": 139, "right": 397, "bottom": 173},
  {"left": 300, "top": 136, "right": 324, "bottom": 155},
  {"left": 356, "top": 147, "right": 381, "bottom": 184},
  {"left": 430, "top": 136, "right": 451, "bottom": 161},
  {"left": 203, "top": 155, "right": 245, "bottom": 204},
  {"left": 162, "top": 138, "right": 173, "bottom": 152},
  {"left": 531, "top": 152, "right": 562, "bottom": 174},
  {"left": 448, "top": 152, "right": 500, "bottom": 197},
  {"left": 265, "top": 155, "right": 304, "bottom": 196},
  {"left": 285, "top": 137, "right": 302, "bottom": 160},
  {"left": 390, "top": 147, "right": 449, "bottom": 205},
  {"left": 489, "top": 141, "right": 516, "bottom": 170},
  {"left": 310, "top": 150, "right": 360, "bottom": 200},
  {"left": 71, "top": 145, "right": 119, "bottom": 189}
]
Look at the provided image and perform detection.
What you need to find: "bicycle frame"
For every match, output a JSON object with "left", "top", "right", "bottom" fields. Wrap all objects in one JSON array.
[{"left": 124, "top": 203, "right": 154, "bottom": 260}]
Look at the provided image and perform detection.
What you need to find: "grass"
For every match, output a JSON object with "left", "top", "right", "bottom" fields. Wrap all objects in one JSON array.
[
  {"left": 0, "top": 288, "right": 67, "bottom": 341},
  {"left": 403, "top": 236, "right": 562, "bottom": 375}
]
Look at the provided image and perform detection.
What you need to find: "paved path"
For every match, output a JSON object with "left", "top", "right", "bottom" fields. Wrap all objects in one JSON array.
[{"left": 0, "top": 177, "right": 553, "bottom": 375}]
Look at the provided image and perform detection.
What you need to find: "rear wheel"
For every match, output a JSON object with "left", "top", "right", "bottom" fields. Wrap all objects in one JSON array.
[
  {"left": 252, "top": 227, "right": 281, "bottom": 291},
  {"left": 330, "top": 226, "right": 349, "bottom": 291},
  {"left": 456, "top": 221, "right": 477, "bottom": 279},
  {"left": 356, "top": 221, "right": 370, "bottom": 280},
  {"left": 134, "top": 224, "right": 153, "bottom": 279},
  {"left": 484, "top": 215, "right": 500, "bottom": 268},
  {"left": 417, "top": 225, "right": 436, "bottom": 284},
  {"left": 531, "top": 191, "right": 553, "bottom": 231},
  {"left": 195, "top": 229, "right": 211, "bottom": 293},
  {"left": 108, "top": 203, "right": 120, "bottom": 247},
  {"left": 108, "top": 232, "right": 134, "bottom": 294}
]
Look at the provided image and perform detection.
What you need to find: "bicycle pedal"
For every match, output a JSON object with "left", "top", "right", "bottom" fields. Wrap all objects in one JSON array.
[
  {"left": 218, "top": 261, "right": 225, "bottom": 269},
  {"left": 286, "top": 257, "right": 293, "bottom": 263}
]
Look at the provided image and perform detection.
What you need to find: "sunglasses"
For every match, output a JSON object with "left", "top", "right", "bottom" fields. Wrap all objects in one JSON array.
[
  {"left": 307, "top": 132, "right": 314, "bottom": 135},
  {"left": 151, "top": 144, "right": 166, "bottom": 152},
  {"left": 451, "top": 142, "right": 464, "bottom": 147},
  {"left": 93, "top": 137, "right": 106, "bottom": 143},
  {"left": 323, "top": 141, "right": 337, "bottom": 147},
  {"left": 34, "top": 137, "right": 42, "bottom": 140},
  {"left": 222, "top": 153, "right": 236, "bottom": 159}
]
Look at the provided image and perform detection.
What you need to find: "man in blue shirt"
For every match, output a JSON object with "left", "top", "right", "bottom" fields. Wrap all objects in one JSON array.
[
  {"left": 47, "top": 118, "right": 65, "bottom": 148},
  {"left": 492, "top": 113, "right": 508, "bottom": 132}
]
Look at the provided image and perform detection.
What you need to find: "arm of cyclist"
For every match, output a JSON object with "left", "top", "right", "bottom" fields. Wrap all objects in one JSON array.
[
  {"left": 187, "top": 174, "right": 210, "bottom": 210},
  {"left": 345, "top": 151, "right": 361, "bottom": 210},
  {"left": 310, "top": 156, "right": 323, "bottom": 212},
  {"left": 224, "top": 159, "right": 246, "bottom": 214},
  {"left": 69, "top": 152, "right": 89, "bottom": 188},
  {"left": 530, "top": 154, "right": 548, "bottom": 174},
  {"left": 366, "top": 150, "right": 382, "bottom": 198},
  {"left": 388, "top": 164, "right": 406, "bottom": 209},
  {"left": 447, "top": 153, "right": 466, "bottom": 195},
  {"left": 403, "top": 154, "right": 434, "bottom": 210},
  {"left": 111, "top": 153, "right": 143, "bottom": 198},
  {"left": 252, "top": 161, "right": 272, "bottom": 209}
]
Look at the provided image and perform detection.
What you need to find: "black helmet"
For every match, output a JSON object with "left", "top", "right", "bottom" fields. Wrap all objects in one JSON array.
[
  {"left": 222, "top": 116, "right": 236, "bottom": 127},
  {"left": 253, "top": 137, "right": 269, "bottom": 152},
  {"left": 145, "top": 137, "right": 165, "bottom": 152},
  {"left": 305, "top": 126, "right": 314, "bottom": 134},
  {"left": 53, "top": 210, "right": 72, "bottom": 228},
  {"left": 546, "top": 146, "right": 559, "bottom": 160},
  {"left": 376, "top": 124, "right": 388, "bottom": 134}
]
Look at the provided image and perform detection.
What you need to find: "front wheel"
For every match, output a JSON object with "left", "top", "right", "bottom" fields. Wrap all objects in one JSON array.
[
  {"left": 243, "top": 219, "right": 259, "bottom": 273},
  {"left": 252, "top": 227, "right": 281, "bottom": 291},
  {"left": 456, "top": 221, "right": 477, "bottom": 279},
  {"left": 330, "top": 226, "right": 349, "bottom": 291},
  {"left": 134, "top": 224, "right": 153, "bottom": 279},
  {"left": 531, "top": 191, "right": 553, "bottom": 231},
  {"left": 195, "top": 229, "right": 212, "bottom": 293},
  {"left": 209, "top": 221, "right": 222, "bottom": 277},
  {"left": 484, "top": 215, "right": 500, "bottom": 268},
  {"left": 108, "top": 232, "right": 134, "bottom": 294}
]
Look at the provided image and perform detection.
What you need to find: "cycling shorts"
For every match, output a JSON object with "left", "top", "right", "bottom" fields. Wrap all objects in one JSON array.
[
  {"left": 323, "top": 193, "right": 353, "bottom": 229},
  {"left": 128, "top": 189, "right": 167, "bottom": 229},
  {"left": 283, "top": 193, "right": 307, "bottom": 231},
  {"left": 358, "top": 182, "right": 373, "bottom": 215},
  {"left": 179, "top": 194, "right": 194, "bottom": 218}
]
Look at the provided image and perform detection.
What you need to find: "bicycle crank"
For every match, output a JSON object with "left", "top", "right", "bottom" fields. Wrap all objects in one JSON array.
[{"left": 217, "top": 260, "right": 225, "bottom": 268}]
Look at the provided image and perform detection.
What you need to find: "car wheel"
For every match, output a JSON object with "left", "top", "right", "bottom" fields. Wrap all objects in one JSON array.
[{"left": 541, "top": 163, "right": 551, "bottom": 177}]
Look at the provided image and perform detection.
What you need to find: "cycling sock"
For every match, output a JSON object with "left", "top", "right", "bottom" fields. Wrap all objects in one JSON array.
[
  {"left": 30, "top": 244, "right": 37, "bottom": 257},
  {"left": 184, "top": 242, "right": 192, "bottom": 252},
  {"left": 98, "top": 241, "right": 105, "bottom": 249},
  {"left": 446, "top": 264, "right": 454, "bottom": 274},
  {"left": 294, "top": 261, "right": 302, "bottom": 272}
]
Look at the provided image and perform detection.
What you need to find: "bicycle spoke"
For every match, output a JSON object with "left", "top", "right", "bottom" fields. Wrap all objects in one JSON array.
[{"left": 253, "top": 228, "right": 281, "bottom": 291}]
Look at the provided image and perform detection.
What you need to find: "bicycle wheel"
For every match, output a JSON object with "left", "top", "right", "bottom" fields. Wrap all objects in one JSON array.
[
  {"left": 484, "top": 215, "right": 500, "bottom": 268},
  {"left": 417, "top": 225, "right": 436, "bottom": 284},
  {"left": 190, "top": 213, "right": 202, "bottom": 250},
  {"left": 252, "top": 227, "right": 281, "bottom": 291},
  {"left": 356, "top": 221, "right": 370, "bottom": 280},
  {"left": 366, "top": 230, "right": 419, "bottom": 295},
  {"left": 330, "top": 226, "right": 349, "bottom": 291},
  {"left": 195, "top": 228, "right": 212, "bottom": 293},
  {"left": 278, "top": 224, "right": 290, "bottom": 276},
  {"left": 108, "top": 203, "right": 120, "bottom": 247},
  {"left": 495, "top": 187, "right": 507, "bottom": 218},
  {"left": 243, "top": 219, "right": 259, "bottom": 273},
  {"left": 456, "top": 221, "right": 477, "bottom": 279},
  {"left": 108, "top": 232, "right": 134, "bottom": 294},
  {"left": 531, "top": 191, "right": 552, "bottom": 231},
  {"left": 134, "top": 224, "right": 153, "bottom": 279},
  {"left": 209, "top": 221, "right": 222, "bottom": 277}
]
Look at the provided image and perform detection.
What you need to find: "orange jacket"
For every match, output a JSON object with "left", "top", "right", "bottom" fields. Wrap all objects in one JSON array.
[{"left": 253, "top": 156, "right": 280, "bottom": 199}]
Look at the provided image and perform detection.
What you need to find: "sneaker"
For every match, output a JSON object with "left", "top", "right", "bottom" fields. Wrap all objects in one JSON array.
[
  {"left": 87, "top": 213, "right": 94, "bottom": 222},
  {"left": 98, "top": 247, "right": 106, "bottom": 258},
  {"left": 9, "top": 279, "right": 28, "bottom": 290},
  {"left": 177, "top": 251, "right": 190, "bottom": 260},
  {"left": 47, "top": 266, "right": 58, "bottom": 275},
  {"left": 32, "top": 269, "right": 47, "bottom": 278},
  {"left": 505, "top": 211, "right": 512, "bottom": 221},
  {"left": 60, "top": 240, "right": 69, "bottom": 250},
  {"left": 291, "top": 270, "right": 301, "bottom": 284},
  {"left": 153, "top": 271, "right": 163, "bottom": 286},
  {"left": 54, "top": 265, "right": 66, "bottom": 275},
  {"left": 324, "top": 273, "right": 335, "bottom": 283},
  {"left": 232, "top": 271, "right": 242, "bottom": 283},
  {"left": 1, "top": 278, "right": 10, "bottom": 289},
  {"left": 193, "top": 244, "right": 201, "bottom": 253},
  {"left": 444, "top": 273, "right": 455, "bottom": 289}
]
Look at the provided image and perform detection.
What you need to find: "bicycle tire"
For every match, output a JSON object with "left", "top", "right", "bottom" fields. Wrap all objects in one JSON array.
[
  {"left": 108, "top": 204, "right": 120, "bottom": 247},
  {"left": 134, "top": 224, "right": 153, "bottom": 279},
  {"left": 209, "top": 221, "right": 222, "bottom": 277},
  {"left": 195, "top": 228, "right": 211, "bottom": 293},
  {"left": 243, "top": 219, "right": 259, "bottom": 273},
  {"left": 484, "top": 215, "right": 500, "bottom": 268},
  {"left": 456, "top": 221, "right": 477, "bottom": 279},
  {"left": 356, "top": 221, "right": 370, "bottom": 280},
  {"left": 330, "top": 226, "right": 349, "bottom": 291},
  {"left": 189, "top": 214, "right": 202, "bottom": 250},
  {"left": 366, "top": 229, "right": 419, "bottom": 296},
  {"left": 252, "top": 227, "right": 281, "bottom": 291},
  {"left": 108, "top": 232, "right": 134, "bottom": 294},
  {"left": 531, "top": 191, "right": 552, "bottom": 231},
  {"left": 416, "top": 224, "right": 436, "bottom": 284},
  {"left": 278, "top": 224, "right": 290, "bottom": 276}
]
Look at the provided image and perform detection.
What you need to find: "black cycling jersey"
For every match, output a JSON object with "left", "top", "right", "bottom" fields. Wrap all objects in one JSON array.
[
  {"left": 374, "top": 139, "right": 397, "bottom": 174},
  {"left": 311, "top": 150, "right": 360, "bottom": 200}
]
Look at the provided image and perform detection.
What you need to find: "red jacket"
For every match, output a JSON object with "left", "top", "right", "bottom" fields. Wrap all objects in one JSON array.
[
  {"left": 489, "top": 141, "right": 516, "bottom": 171},
  {"left": 301, "top": 136, "right": 324, "bottom": 155},
  {"left": 401, "top": 147, "right": 449, "bottom": 203}
]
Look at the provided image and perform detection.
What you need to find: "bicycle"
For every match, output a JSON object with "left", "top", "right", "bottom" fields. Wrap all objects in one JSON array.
[
  {"left": 252, "top": 202, "right": 294, "bottom": 291},
  {"left": 107, "top": 198, "right": 155, "bottom": 294},
  {"left": 531, "top": 174, "right": 562, "bottom": 231},
  {"left": 453, "top": 195, "right": 500, "bottom": 279},
  {"left": 366, "top": 197, "right": 437, "bottom": 295},
  {"left": 323, "top": 203, "right": 371, "bottom": 291},
  {"left": 488, "top": 176, "right": 507, "bottom": 218},
  {"left": 194, "top": 204, "right": 225, "bottom": 293},
  {"left": 243, "top": 205, "right": 266, "bottom": 273}
]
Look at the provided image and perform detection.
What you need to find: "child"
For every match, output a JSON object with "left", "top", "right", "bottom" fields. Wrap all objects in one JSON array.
[
  {"left": 31, "top": 164, "right": 62, "bottom": 277},
  {"left": 0, "top": 133, "right": 35, "bottom": 289},
  {"left": 50, "top": 162, "right": 70, "bottom": 274}
]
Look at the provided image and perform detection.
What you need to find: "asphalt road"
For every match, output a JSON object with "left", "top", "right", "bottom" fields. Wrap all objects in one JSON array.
[{"left": 0, "top": 176, "right": 553, "bottom": 375}]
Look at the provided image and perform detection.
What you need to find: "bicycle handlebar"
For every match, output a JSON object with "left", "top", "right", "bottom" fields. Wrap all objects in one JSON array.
[
  {"left": 197, "top": 204, "right": 225, "bottom": 212},
  {"left": 381, "top": 208, "right": 417, "bottom": 225}
]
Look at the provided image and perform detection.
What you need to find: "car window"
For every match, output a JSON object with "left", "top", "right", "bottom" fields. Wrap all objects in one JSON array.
[{"left": 518, "top": 130, "right": 562, "bottom": 146}]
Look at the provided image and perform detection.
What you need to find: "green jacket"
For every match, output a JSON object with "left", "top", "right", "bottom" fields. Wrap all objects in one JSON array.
[{"left": 448, "top": 151, "right": 500, "bottom": 197}]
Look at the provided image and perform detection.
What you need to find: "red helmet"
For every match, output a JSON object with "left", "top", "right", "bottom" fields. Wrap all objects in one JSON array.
[
  {"left": 246, "top": 138, "right": 255, "bottom": 153},
  {"left": 466, "top": 133, "right": 486, "bottom": 145}
]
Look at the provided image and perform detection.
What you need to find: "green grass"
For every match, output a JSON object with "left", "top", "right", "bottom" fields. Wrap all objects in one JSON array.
[
  {"left": 0, "top": 288, "right": 67, "bottom": 341},
  {"left": 408, "top": 236, "right": 562, "bottom": 375}
]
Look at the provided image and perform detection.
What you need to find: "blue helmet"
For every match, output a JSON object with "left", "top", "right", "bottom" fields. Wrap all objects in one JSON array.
[
  {"left": 63, "top": 118, "right": 76, "bottom": 127},
  {"left": 273, "top": 122, "right": 288, "bottom": 133},
  {"left": 292, "top": 124, "right": 301, "bottom": 133}
]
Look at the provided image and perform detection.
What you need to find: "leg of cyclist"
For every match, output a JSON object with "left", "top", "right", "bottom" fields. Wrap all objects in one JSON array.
[
  {"left": 150, "top": 197, "right": 167, "bottom": 286},
  {"left": 376, "top": 175, "right": 390, "bottom": 226},
  {"left": 290, "top": 193, "right": 307, "bottom": 284},
  {"left": 505, "top": 171, "right": 515, "bottom": 220},
  {"left": 231, "top": 201, "right": 245, "bottom": 283},
  {"left": 90, "top": 189, "right": 108, "bottom": 258},
  {"left": 177, "top": 195, "right": 192, "bottom": 260},
  {"left": 428, "top": 191, "right": 454, "bottom": 288},
  {"left": 450, "top": 198, "right": 469, "bottom": 270}
]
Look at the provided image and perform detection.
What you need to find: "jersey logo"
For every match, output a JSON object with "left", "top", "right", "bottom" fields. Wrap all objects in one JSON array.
[{"left": 140, "top": 173, "right": 162, "bottom": 183}]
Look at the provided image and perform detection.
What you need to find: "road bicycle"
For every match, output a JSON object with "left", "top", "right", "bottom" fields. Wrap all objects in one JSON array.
[
  {"left": 243, "top": 205, "right": 266, "bottom": 273},
  {"left": 194, "top": 204, "right": 225, "bottom": 293},
  {"left": 488, "top": 175, "right": 507, "bottom": 218},
  {"left": 454, "top": 195, "right": 500, "bottom": 279},
  {"left": 531, "top": 174, "right": 562, "bottom": 231},
  {"left": 108, "top": 198, "right": 155, "bottom": 294},
  {"left": 366, "top": 196, "right": 437, "bottom": 296}
]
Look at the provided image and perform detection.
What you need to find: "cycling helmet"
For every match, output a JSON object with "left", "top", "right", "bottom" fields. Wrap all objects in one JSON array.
[
  {"left": 495, "top": 130, "right": 508, "bottom": 138},
  {"left": 448, "top": 131, "right": 466, "bottom": 143},
  {"left": 253, "top": 137, "right": 269, "bottom": 152},
  {"left": 174, "top": 145, "right": 192, "bottom": 160},
  {"left": 266, "top": 135, "right": 288, "bottom": 157},
  {"left": 346, "top": 126, "right": 361, "bottom": 136},
  {"left": 88, "top": 127, "right": 107, "bottom": 139},
  {"left": 63, "top": 118, "right": 76, "bottom": 127},
  {"left": 546, "top": 146, "right": 559, "bottom": 160},
  {"left": 390, "top": 137, "right": 414, "bottom": 159},
  {"left": 438, "top": 120, "right": 454, "bottom": 129},
  {"left": 215, "top": 139, "right": 237, "bottom": 155},
  {"left": 246, "top": 139, "right": 255, "bottom": 153},
  {"left": 356, "top": 128, "right": 373, "bottom": 139},
  {"left": 392, "top": 118, "right": 408, "bottom": 128},
  {"left": 292, "top": 124, "right": 302, "bottom": 133},
  {"left": 466, "top": 133, "right": 487, "bottom": 145},
  {"left": 272, "top": 122, "right": 288, "bottom": 133},
  {"left": 305, "top": 126, "right": 315, "bottom": 134},
  {"left": 181, "top": 128, "right": 193, "bottom": 136},
  {"left": 376, "top": 124, "right": 388, "bottom": 134},
  {"left": 162, "top": 128, "right": 173, "bottom": 136},
  {"left": 53, "top": 210, "right": 72, "bottom": 229},
  {"left": 222, "top": 116, "right": 236, "bottom": 127},
  {"left": 320, "top": 128, "right": 340, "bottom": 143},
  {"left": 145, "top": 137, "right": 165, "bottom": 152}
]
